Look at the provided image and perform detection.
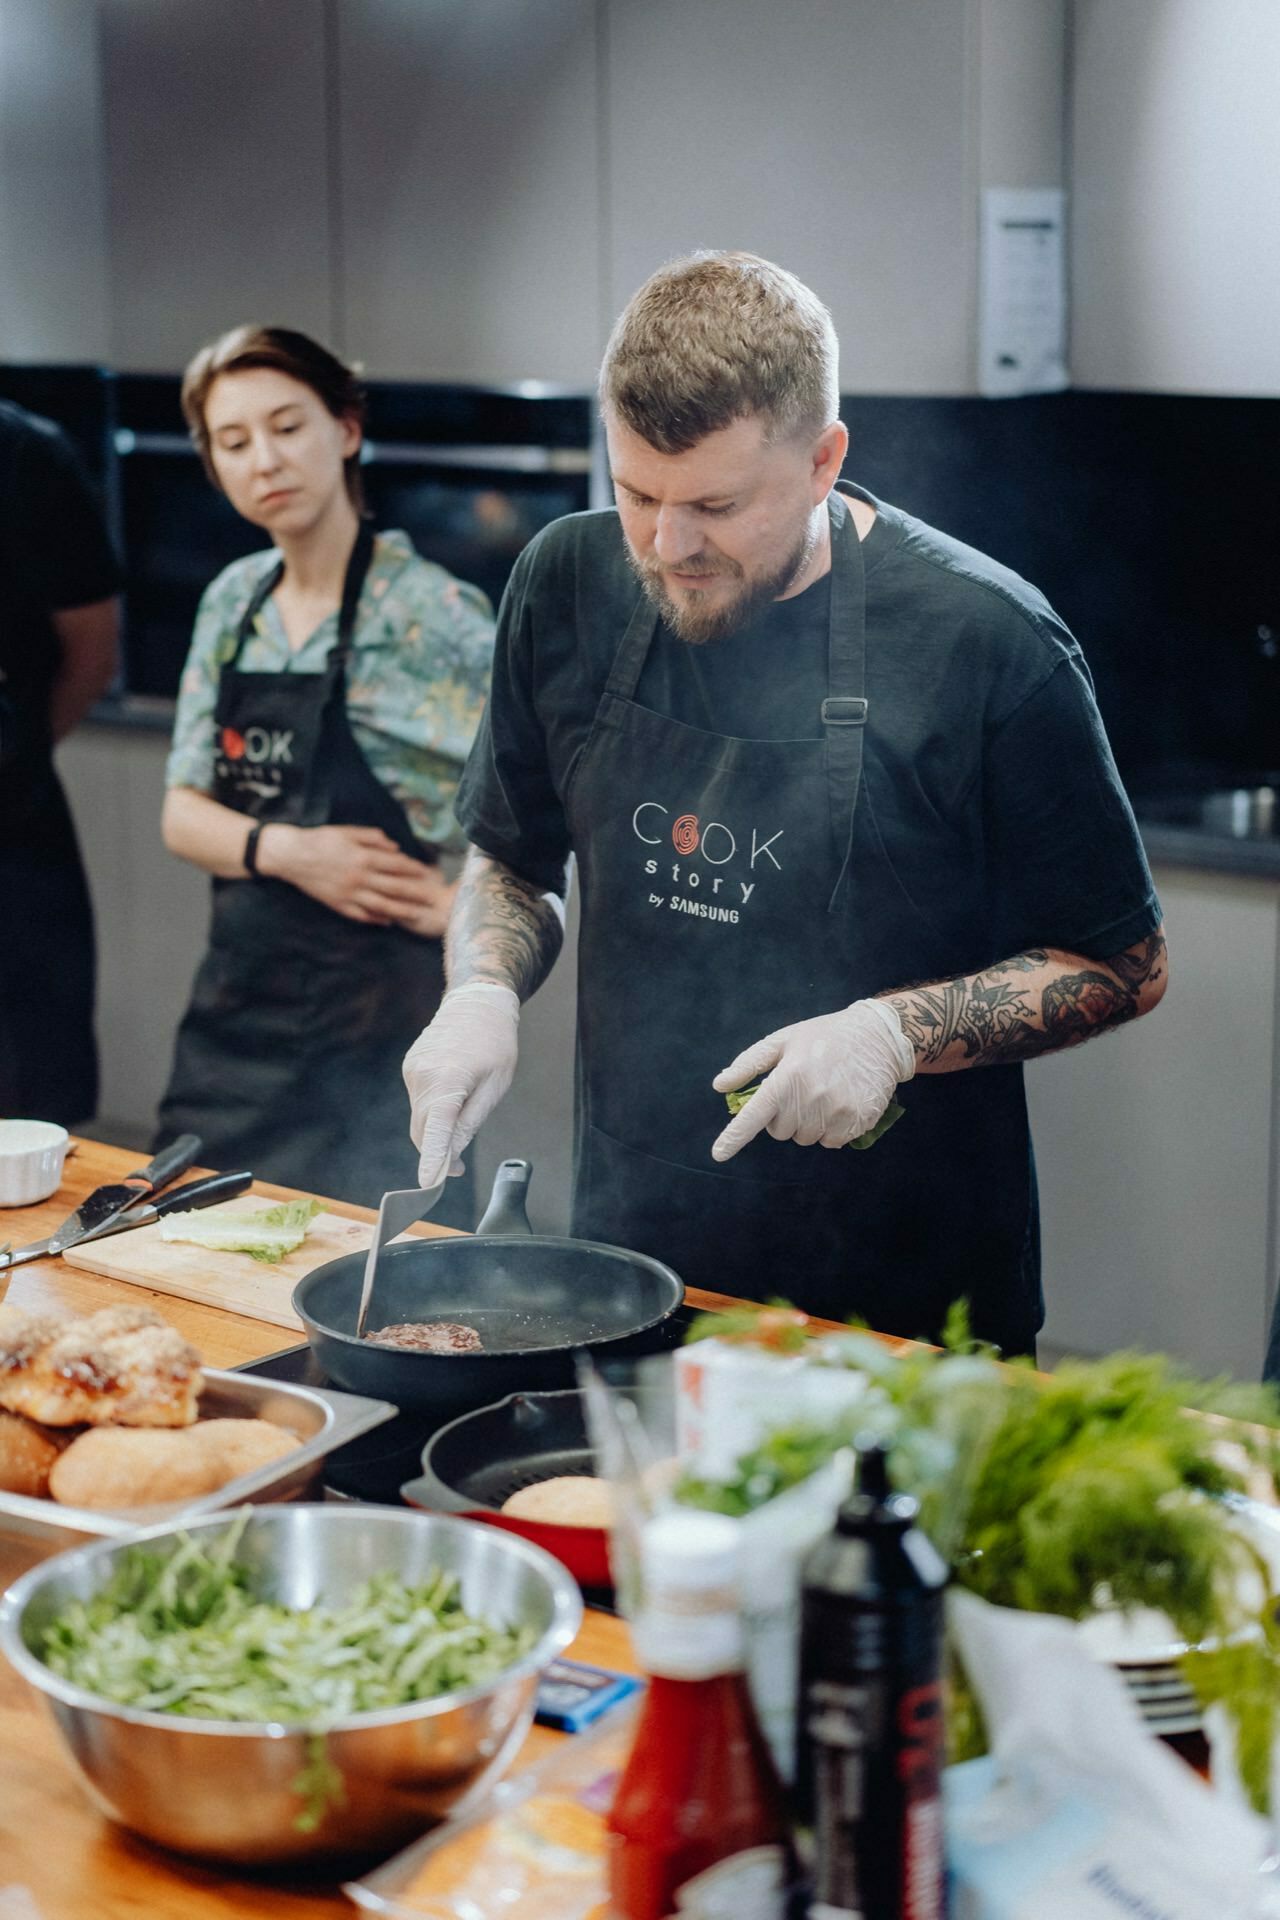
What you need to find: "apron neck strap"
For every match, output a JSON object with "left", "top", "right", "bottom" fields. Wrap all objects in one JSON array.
[
  {"left": 333, "top": 519, "right": 376, "bottom": 666},
  {"left": 823, "top": 489, "right": 870, "bottom": 913},
  {"left": 228, "top": 556, "right": 286, "bottom": 668},
  {"left": 226, "top": 520, "right": 376, "bottom": 673}
]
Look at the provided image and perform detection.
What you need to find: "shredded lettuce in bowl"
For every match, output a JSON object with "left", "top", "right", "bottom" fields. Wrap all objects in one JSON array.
[
  {"left": 36, "top": 1512, "right": 541, "bottom": 1831},
  {"left": 38, "top": 1513, "right": 537, "bottom": 1724}
]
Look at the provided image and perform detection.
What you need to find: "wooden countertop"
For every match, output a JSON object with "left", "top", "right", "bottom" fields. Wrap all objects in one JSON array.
[{"left": 0, "top": 1137, "right": 813, "bottom": 1919}]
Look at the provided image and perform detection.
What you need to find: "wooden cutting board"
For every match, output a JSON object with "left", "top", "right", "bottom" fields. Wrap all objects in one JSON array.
[{"left": 62, "top": 1201, "right": 456, "bottom": 1331}]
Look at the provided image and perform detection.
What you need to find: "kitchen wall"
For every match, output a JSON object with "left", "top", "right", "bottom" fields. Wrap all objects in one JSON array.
[
  {"left": 1070, "top": 0, "right": 1280, "bottom": 394},
  {"left": 0, "top": 0, "right": 108, "bottom": 359},
  {"left": 2, "top": 0, "right": 1068, "bottom": 389}
]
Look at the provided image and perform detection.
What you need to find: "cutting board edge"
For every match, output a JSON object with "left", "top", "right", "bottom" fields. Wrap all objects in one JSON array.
[{"left": 58, "top": 1248, "right": 308, "bottom": 1332}]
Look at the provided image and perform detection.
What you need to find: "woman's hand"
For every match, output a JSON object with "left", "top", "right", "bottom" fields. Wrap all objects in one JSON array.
[
  {"left": 383, "top": 865, "right": 460, "bottom": 939},
  {"left": 259, "top": 823, "right": 455, "bottom": 932}
]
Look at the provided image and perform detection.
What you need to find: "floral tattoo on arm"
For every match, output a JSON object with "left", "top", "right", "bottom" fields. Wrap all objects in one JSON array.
[
  {"left": 446, "top": 850, "right": 566, "bottom": 1002},
  {"left": 885, "top": 929, "right": 1168, "bottom": 1070}
]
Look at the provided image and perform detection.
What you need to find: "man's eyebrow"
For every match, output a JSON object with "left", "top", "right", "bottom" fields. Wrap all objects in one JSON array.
[{"left": 612, "top": 476, "right": 738, "bottom": 507}]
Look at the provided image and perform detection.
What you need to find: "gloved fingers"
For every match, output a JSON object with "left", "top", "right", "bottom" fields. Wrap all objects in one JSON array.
[
  {"left": 710, "top": 1070, "right": 785, "bottom": 1162},
  {"left": 712, "top": 1032, "right": 786, "bottom": 1094},
  {"left": 430, "top": 1116, "right": 480, "bottom": 1186},
  {"left": 412, "top": 1088, "right": 468, "bottom": 1184},
  {"left": 418, "top": 1126, "right": 473, "bottom": 1188}
]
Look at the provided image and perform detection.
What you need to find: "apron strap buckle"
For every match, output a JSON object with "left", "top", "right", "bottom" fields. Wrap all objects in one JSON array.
[{"left": 821, "top": 696, "right": 868, "bottom": 726}]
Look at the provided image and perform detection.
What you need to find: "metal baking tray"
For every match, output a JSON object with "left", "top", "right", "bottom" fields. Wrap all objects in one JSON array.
[{"left": 0, "top": 1368, "right": 396, "bottom": 1559}]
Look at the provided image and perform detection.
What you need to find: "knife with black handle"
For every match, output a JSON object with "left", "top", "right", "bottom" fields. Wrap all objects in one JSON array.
[
  {"left": 0, "top": 1168, "right": 252, "bottom": 1271},
  {"left": 0, "top": 1137, "right": 218, "bottom": 1271},
  {"left": 92, "top": 1169, "right": 255, "bottom": 1240},
  {"left": 42, "top": 1133, "right": 204, "bottom": 1255}
]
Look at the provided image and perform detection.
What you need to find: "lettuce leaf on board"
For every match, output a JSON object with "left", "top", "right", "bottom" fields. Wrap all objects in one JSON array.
[{"left": 158, "top": 1198, "right": 322, "bottom": 1264}]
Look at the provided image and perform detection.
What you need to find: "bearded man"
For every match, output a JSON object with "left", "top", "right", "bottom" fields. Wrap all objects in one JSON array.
[{"left": 401, "top": 251, "right": 1166, "bottom": 1355}]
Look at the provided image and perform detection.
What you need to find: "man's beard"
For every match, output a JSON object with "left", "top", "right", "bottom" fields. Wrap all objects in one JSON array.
[{"left": 626, "top": 515, "right": 819, "bottom": 646}]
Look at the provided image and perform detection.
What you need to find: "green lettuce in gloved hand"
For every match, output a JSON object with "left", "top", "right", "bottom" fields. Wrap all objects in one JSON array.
[{"left": 723, "top": 1082, "right": 904, "bottom": 1150}]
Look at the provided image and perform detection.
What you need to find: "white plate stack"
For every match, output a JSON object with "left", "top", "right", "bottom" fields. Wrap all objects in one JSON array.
[{"left": 1076, "top": 1607, "right": 1201, "bottom": 1738}]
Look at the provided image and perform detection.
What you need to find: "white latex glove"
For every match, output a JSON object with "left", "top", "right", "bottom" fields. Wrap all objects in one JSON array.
[
  {"left": 403, "top": 981, "right": 521, "bottom": 1185},
  {"left": 710, "top": 997, "right": 916, "bottom": 1162}
]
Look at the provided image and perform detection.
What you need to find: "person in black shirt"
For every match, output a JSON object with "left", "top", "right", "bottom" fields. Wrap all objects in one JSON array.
[
  {"left": 0, "top": 400, "right": 121, "bottom": 1127},
  {"left": 399, "top": 252, "right": 1168, "bottom": 1355}
]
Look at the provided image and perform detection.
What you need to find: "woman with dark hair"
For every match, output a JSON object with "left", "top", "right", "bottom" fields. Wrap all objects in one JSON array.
[{"left": 155, "top": 325, "right": 493, "bottom": 1215}]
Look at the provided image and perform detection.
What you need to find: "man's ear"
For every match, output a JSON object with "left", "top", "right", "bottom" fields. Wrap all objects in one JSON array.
[{"left": 810, "top": 419, "right": 849, "bottom": 500}]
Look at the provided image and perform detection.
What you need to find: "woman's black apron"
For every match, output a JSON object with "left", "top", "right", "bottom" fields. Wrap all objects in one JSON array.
[
  {"left": 565, "top": 491, "right": 1040, "bottom": 1354},
  {"left": 156, "top": 526, "right": 468, "bottom": 1218}
]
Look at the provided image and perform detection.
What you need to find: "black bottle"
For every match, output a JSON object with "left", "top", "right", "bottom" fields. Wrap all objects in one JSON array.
[{"left": 795, "top": 1443, "right": 949, "bottom": 1920}]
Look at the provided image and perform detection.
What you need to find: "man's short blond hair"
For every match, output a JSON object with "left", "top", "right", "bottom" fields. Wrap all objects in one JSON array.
[{"left": 599, "top": 251, "right": 839, "bottom": 454}]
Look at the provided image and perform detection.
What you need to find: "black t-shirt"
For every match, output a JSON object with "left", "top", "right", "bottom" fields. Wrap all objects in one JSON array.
[
  {"left": 0, "top": 400, "right": 122, "bottom": 787},
  {"left": 636, "top": 570, "right": 833, "bottom": 740},
  {"left": 456, "top": 487, "right": 1160, "bottom": 971}
]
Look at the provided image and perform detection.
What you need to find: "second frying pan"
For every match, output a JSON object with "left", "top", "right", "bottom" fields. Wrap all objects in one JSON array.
[{"left": 401, "top": 1389, "right": 611, "bottom": 1589}]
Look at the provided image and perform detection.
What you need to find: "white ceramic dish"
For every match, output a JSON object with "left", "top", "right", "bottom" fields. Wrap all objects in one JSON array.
[{"left": 0, "top": 1120, "right": 69, "bottom": 1206}]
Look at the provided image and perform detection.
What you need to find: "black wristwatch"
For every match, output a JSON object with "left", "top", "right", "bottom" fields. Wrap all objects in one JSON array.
[{"left": 243, "top": 822, "right": 265, "bottom": 877}]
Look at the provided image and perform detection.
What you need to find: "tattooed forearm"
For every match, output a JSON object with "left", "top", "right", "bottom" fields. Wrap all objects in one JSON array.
[
  {"left": 884, "top": 926, "right": 1168, "bottom": 1072},
  {"left": 445, "top": 850, "right": 566, "bottom": 1001}
]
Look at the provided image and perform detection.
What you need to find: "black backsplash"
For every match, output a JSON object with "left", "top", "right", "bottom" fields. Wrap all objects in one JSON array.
[
  {"left": 2, "top": 364, "right": 1276, "bottom": 794},
  {"left": 839, "top": 391, "right": 1280, "bottom": 796}
]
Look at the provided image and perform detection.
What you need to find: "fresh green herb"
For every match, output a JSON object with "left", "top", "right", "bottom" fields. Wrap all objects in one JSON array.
[
  {"left": 677, "top": 1418, "right": 861, "bottom": 1516},
  {"left": 723, "top": 1084, "right": 905, "bottom": 1150},
  {"left": 677, "top": 1299, "right": 1280, "bottom": 1809},
  {"left": 158, "top": 1197, "right": 322, "bottom": 1263},
  {"left": 38, "top": 1512, "right": 538, "bottom": 1831}
]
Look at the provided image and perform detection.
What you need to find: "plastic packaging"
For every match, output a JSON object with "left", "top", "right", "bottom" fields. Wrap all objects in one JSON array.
[{"left": 346, "top": 1702, "right": 637, "bottom": 1919}]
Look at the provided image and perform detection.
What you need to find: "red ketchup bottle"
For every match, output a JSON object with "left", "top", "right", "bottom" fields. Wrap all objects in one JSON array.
[{"left": 606, "top": 1509, "right": 792, "bottom": 1920}]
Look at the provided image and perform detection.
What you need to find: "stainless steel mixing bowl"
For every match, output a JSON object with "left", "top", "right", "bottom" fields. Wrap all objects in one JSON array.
[{"left": 0, "top": 1504, "right": 582, "bottom": 1864}]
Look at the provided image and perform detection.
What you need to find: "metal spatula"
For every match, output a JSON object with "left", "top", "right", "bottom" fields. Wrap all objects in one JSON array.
[{"left": 356, "top": 1181, "right": 447, "bottom": 1338}]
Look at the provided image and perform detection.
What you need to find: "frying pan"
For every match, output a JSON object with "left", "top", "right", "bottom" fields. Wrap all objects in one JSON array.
[
  {"left": 291, "top": 1159, "right": 684, "bottom": 1420},
  {"left": 401, "top": 1389, "right": 611, "bottom": 1589}
]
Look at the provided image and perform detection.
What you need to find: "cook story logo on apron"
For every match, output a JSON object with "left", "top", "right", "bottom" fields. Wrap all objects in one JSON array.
[
  {"left": 215, "top": 721, "right": 297, "bottom": 804},
  {"left": 633, "top": 799, "right": 786, "bottom": 927}
]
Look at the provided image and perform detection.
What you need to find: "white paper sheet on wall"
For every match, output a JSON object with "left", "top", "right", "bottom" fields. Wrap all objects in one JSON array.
[{"left": 979, "top": 187, "right": 1069, "bottom": 398}]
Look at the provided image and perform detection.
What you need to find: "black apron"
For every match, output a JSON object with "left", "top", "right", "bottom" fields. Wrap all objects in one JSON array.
[
  {"left": 566, "top": 491, "right": 1040, "bottom": 1354},
  {"left": 156, "top": 526, "right": 469, "bottom": 1220}
]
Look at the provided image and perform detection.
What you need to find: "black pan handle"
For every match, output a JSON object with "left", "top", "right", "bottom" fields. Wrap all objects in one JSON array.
[
  {"left": 400, "top": 1468, "right": 490, "bottom": 1515},
  {"left": 475, "top": 1158, "right": 534, "bottom": 1238}
]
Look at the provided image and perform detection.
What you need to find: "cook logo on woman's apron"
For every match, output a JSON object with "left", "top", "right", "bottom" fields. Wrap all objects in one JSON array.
[{"left": 214, "top": 721, "right": 298, "bottom": 805}]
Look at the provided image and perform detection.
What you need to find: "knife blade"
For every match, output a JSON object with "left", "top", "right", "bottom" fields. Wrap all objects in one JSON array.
[
  {"left": 0, "top": 1168, "right": 252, "bottom": 1272},
  {"left": 5, "top": 1133, "right": 203, "bottom": 1269}
]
